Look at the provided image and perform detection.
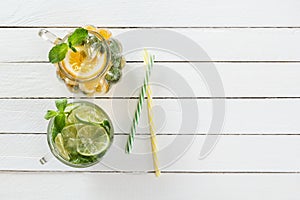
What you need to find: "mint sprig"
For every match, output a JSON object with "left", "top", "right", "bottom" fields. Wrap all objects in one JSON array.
[
  {"left": 48, "top": 28, "right": 89, "bottom": 63},
  {"left": 48, "top": 43, "right": 68, "bottom": 63},
  {"left": 55, "top": 99, "right": 67, "bottom": 112},
  {"left": 54, "top": 113, "right": 66, "bottom": 133},
  {"left": 44, "top": 110, "right": 58, "bottom": 120},
  {"left": 44, "top": 99, "right": 68, "bottom": 139},
  {"left": 68, "top": 28, "right": 88, "bottom": 50}
]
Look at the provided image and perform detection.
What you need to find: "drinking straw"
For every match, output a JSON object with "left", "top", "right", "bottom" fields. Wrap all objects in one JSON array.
[
  {"left": 125, "top": 51, "right": 154, "bottom": 154},
  {"left": 143, "top": 52, "right": 161, "bottom": 177}
]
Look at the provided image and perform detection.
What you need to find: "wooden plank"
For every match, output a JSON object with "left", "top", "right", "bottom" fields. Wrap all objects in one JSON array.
[
  {"left": 1, "top": 99, "right": 300, "bottom": 134},
  {"left": 1, "top": 28, "right": 300, "bottom": 62},
  {"left": 0, "top": 134, "right": 300, "bottom": 172},
  {"left": 2, "top": 62, "right": 300, "bottom": 98},
  {"left": 1, "top": 173, "right": 300, "bottom": 200},
  {"left": 0, "top": 0, "right": 299, "bottom": 27}
]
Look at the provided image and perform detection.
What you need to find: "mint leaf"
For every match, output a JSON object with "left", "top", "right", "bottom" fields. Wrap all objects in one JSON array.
[
  {"left": 99, "top": 119, "right": 111, "bottom": 134},
  {"left": 47, "top": 28, "right": 88, "bottom": 63},
  {"left": 52, "top": 125, "right": 59, "bottom": 141},
  {"left": 55, "top": 99, "right": 68, "bottom": 112},
  {"left": 68, "top": 42, "right": 77, "bottom": 52},
  {"left": 46, "top": 99, "right": 68, "bottom": 140},
  {"left": 68, "top": 28, "right": 88, "bottom": 47},
  {"left": 44, "top": 110, "right": 58, "bottom": 120},
  {"left": 54, "top": 113, "right": 66, "bottom": 132},
  {"left": 48, "top": 43, "right": 68, "bottom": 63}
]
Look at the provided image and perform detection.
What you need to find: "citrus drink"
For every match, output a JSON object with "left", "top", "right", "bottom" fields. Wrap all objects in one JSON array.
[
  {"left": 55, "top": 26, "right": 125, "bottom": 94},
  {"left": 47, "top": 101, "right": 113, "bottom": 167}
]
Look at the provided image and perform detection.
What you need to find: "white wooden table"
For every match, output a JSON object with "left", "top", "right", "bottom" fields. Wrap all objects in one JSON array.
[{"left": 1, "top": 0, "right": 300, "bottom": 199}]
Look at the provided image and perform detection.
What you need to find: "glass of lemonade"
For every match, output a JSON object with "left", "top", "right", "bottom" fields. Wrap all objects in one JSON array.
[
  {"left": 39, "top": 25, "right": 125, "bottom": 94},
  {"left": 47, "top": 101, "right": 113, "bottom": 167}
]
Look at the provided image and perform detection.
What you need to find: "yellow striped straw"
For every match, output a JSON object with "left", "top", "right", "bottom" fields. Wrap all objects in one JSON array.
[{"left": 143, "top": 50, "right": 161, "bottom": 177}]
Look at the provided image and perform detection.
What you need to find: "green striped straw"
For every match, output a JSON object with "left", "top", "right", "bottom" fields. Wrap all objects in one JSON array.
[{"left": 125, "top": 51, "right": 154, "bottom": 153}]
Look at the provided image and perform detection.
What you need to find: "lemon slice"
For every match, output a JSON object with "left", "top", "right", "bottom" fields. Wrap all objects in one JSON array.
[
  {"left": 78, "top": 77, "right": 100, "bottom": 94},
  {"left": 54, "top": 133, "right": 70, "bottom": 161},
  {"left": 84, "top": 25, "right": 97, "bottom": 31},
  {"left": 69, "top": 50, "right": 87, "bottom": 71},
  {"left": 62, "top": 47, "right": 107, "bottom": 80},
  {"left": 98, "top": 29, "right": 112, "bottom": 40},
  {"left": 76, "top": 125, "right": 110, "bottom": 156}
]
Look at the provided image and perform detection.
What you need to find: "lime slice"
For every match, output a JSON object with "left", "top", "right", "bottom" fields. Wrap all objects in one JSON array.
[
  {"left": 66, "top": 105, "right": 81, "bottom": 124},
  {"left": 54, "top": 133, "right": 70, "bottom": 161},
  {"left": 61, "top": 124, "right": 80, "bottom": 152},
  {"left": 61, "top": 124, "right": 78, "bottom": 138},
  {"left": 64, "top": 103, "right": 80, "bottom": 113},
  {"left": 68, "top": 105, "right": 104, "bottom": 124},
  {"left": 76, "top": 125, "right": 110, "bottom": 156}
]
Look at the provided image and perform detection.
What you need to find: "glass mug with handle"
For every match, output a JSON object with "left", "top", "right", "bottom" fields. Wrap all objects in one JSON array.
[
  {"left": 39, "top": 25, "right": 126, "bottom": 94},
  {"left": 41, "top": 100, "right": 114, "bottom": 168}
]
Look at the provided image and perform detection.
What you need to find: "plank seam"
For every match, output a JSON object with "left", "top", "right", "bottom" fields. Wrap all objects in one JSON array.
[
  {"left": 3, "top": 61, "right": 300, "bottom": 64},
  {"left": 1, "top": 26, "right": 300, "bottom": 29},
  {"left": 0, "top": 97, "right": 300, "bottom": 100},
  {"left": 1, "top": 133, "right": 300, "bottom": 136},
  {"left": 0, "top": 170, "right": 299, "bottom": 174}
]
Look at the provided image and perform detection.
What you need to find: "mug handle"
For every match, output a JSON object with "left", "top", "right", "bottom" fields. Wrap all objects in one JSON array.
[
  {"left": 38, "top": 29, "right": 62, "bottom": 44},
  {"left": 39, "top": 153, "right": 52, "bottom": 165}
]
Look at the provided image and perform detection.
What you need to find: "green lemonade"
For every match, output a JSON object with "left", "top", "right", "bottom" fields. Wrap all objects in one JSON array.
[{"left": 47, "top": 101, "right": 113, "bottom": 167}]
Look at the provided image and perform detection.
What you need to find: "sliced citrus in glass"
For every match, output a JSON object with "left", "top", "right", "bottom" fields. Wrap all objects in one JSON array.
[
  {"left": 97, "top": 29, "right": 112, "bottom": 40},
  {"left": 61, "top": 124, "right": 81, "bottom": 152},
  {"left": 96, "top": 78, "right": 110, "bottom": 93},
  {"left": 76, "top": 125, "right": 110, "bottom": 156},
  {"left": 63, "top": 46, "right": 106, "bottom": 81},
  {"left": 54, "top": 133, "right": 70, "bottom": 161},
  {"left": 66, "top": 106, "right": 80, "bottom": 124},
  {"left": 69, "top": 49, "right": 87, "bottom": 72},
  {"left": 79, "top": 77, "right": 100, "bottom": 94},
  {"left": 65, "top": 103, "right": 80, "bottom": 113},
  {"left": 67, "top": 105, "right": 98, "bottom": 124},
  {"left": 84, "top": 25, "right": 97, "bottom": 31},
  {"left": 67, "top": 105, "right": 105, "bottom": 124},
  {"left": 61, "top": 124, "right": 78, "bottom": 138}
]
